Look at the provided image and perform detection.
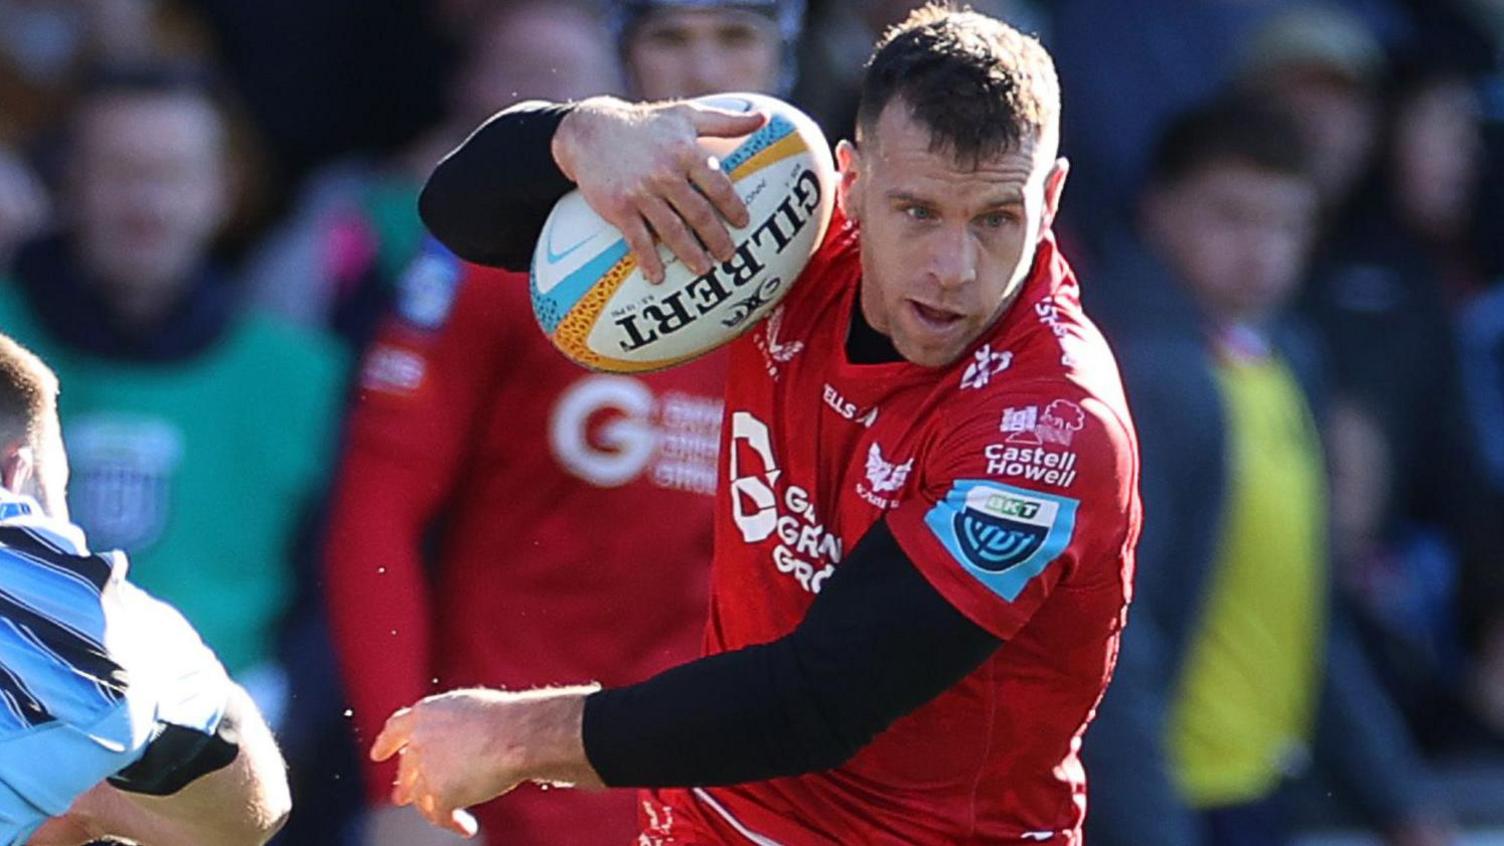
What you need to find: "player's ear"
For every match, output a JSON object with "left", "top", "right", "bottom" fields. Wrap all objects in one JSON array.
[
  {"left": 1042, "top": 157, "right": 1069, "bottom": 229},
  {"left": 836, "top": 139, "right": 863, "bottom": 223},
  {"left": 1, "top": 439, "right": 35, "bottom": 495}
]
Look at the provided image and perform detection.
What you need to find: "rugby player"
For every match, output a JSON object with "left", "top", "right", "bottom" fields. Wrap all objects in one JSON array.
[
  {"left": 378, "top": 6, "right": 1140, "bottom": 843},
  {"left": 0, "top": 333, "right": 289, "bottom": 846}
]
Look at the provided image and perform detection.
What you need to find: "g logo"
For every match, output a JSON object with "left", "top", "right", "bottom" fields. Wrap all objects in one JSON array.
[
  {"left": 728, "top": 412, "right": 780, "bottom": 542},
  {"left": 549, "top": 376, "right": 658, "bottom": 487}
]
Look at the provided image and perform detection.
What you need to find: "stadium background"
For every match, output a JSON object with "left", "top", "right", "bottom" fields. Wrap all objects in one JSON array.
[{"left": 0, "top": 0, "right": 1501, "bottom": 843}]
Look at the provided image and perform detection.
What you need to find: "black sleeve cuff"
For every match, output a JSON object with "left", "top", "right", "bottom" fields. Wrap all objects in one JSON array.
[
  {"left": 107, "top": 706, "right": 241, "bottom": 796},
  {"left": 419, "top": 101, "right": 577, "bottom": 270}
]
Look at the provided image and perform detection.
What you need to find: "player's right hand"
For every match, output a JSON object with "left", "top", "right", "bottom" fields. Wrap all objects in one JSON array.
[{"left": 551, "top": 96, "right": 765, "bottom": 284}]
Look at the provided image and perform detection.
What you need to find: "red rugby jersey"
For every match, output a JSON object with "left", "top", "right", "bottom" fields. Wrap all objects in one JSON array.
[
  {"left": 325, "top": 251, "right": 723, "bottom": 845},
  {"left": 643, "top": 213, "right": 1141, "bottom": 845}
]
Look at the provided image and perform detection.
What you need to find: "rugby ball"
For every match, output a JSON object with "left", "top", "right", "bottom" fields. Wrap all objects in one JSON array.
[{"left": 530, "top": 93, "right": 835, "bottom": 372}]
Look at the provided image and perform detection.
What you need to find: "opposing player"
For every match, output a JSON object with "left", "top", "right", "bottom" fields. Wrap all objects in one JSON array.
[
  {"left": 378, "top": 6, "right": 1139, "bottom": 843},
  {"left": 0, "top": 333, "right": 289, "bottom": 846}
]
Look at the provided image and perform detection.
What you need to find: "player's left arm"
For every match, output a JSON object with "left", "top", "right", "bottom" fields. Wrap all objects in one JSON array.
[{"left": 369, "top": 518, "right": 1001, "bottom": 833}]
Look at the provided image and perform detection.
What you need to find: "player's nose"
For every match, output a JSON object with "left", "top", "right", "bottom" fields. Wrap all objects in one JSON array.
[{"left": 928, "top": 224, "right": 979, "bottom": 290}]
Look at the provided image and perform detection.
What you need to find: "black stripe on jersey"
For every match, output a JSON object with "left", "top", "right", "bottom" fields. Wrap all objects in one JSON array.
[
  {"left": 0, "top": 587, "right": 127, "bottom": 702},
  {"left": 0, "top": 526, "right": 112, "bottom": 591},
  {"left": 0, "top": 658, "right": 54, "bottom": 727}
]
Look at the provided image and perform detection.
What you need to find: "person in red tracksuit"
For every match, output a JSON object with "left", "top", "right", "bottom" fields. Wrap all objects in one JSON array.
[
  {"left": 326, "top": 253, "right": 724, "bottom": 845},
  {"left": 326, "top": 3, "right": 806, "bottom": 844}
]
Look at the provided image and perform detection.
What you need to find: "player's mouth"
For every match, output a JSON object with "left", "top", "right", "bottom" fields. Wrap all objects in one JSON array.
[{"left": 906, "top": 300, "right": 966, "bottom": 332}]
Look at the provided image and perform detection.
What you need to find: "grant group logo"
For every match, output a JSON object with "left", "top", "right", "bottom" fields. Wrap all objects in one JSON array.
[
  {"left": 728, "top": 411, "right": 842, "bottom": 594},
  {"left": 549, "top": 375, "right": 721, "bottom": 495}
]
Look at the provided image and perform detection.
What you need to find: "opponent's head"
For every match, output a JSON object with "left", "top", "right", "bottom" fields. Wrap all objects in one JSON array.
[
  {"left": 608, "top": 0, "right": 803, "bottom": 99},
  {"left": 0, "top": 334, "right": 68, "bottom": 520},
  {"left": 1140, "top": 97, "right": 1318, "bottom": 327},
  {"left": 837, "top": 4, "right": 1065, "bottom": 368},
  {"left": 66, "top": 62, "right": 232, "bottom": 333}
]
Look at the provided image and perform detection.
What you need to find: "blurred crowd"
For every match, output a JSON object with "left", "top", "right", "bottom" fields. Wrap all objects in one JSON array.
[{"left": 0, "top": 0, "right": 1500, "bottom": 844}]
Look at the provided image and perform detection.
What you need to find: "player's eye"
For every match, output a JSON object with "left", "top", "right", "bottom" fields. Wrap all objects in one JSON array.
[
  {"left": 903, "top": 205, "right": 936, "bottom": 222},
  {"left": 717, "top": 24, "right": 763, "bottom": 49},
  {"left": 642, "top": 27, "right": 690, "bottom": 48},
  {"left": 977, "top": 210, "right": 1018, "bottom": 229}
]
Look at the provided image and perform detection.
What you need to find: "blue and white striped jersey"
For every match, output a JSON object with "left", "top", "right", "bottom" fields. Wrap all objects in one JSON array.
[{"left": 0, "top": 491, "right": 230, "bottom": 845}]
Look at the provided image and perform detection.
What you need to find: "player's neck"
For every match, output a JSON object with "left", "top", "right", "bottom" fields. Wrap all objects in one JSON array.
[{"left": 845, "top": 296, "right": 904, "bottom": 365}]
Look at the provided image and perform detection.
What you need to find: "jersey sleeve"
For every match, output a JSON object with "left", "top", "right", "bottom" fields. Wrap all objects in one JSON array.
[
  {"left": 323, "top": 243, "right": 525, "bottom": 802},
  {"left": 885, "top": 388, "right": 1138, "bottom": 641},
  {"left": 0, "top": 540, "right": 231, "bottom": 843}
]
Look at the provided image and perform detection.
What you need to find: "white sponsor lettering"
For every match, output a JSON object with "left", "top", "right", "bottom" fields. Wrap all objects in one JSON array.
[
  {"left": 984, "top": 443, "right": 1079, "bottom": 487},
  {"left": 360, "top": 345, "right": 426, "bottom": 394},
  {"left": 822, "top": 383, "right": 879, "bottom": 427}
]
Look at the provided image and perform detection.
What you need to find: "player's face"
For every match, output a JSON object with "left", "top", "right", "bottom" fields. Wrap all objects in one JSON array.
[
  {"left": 1144, "top": 160, "right": 1318, "bottom": 325},
  {"left": 838, "top": 102, "right": 1067, "bottom": 367},
  {"left": 69, "top": 93, "right": 230, "bottom": 321},
  {"left": 625, "top": 8, "right": 781, "bottom": 99}
]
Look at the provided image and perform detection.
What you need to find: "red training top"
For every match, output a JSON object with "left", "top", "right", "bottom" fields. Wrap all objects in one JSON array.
[{"left": 325, "top": 247, "right": 724, "bottom": 845}]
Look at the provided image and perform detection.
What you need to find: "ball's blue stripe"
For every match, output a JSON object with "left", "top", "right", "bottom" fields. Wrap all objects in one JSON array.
[
  {"left": 531, "top": 240, "right": 631, "bottom": 334},
  {"left": 717, "top": 114, "right": 796, "bottom": 174}
]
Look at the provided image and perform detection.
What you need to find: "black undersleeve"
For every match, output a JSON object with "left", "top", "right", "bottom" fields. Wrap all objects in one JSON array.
[{"left": 581, "top": 519, "right": 1000, "bottom": 787}]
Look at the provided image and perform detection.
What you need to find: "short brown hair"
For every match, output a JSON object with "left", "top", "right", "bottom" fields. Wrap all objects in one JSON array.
[
  {"left": 857, "top": 3, "right": 1059, "bottom": 166},
  {"left": 0, "top": 334, "right": 59, "bottom": 452},
  {"left": 1147, "top": 96, "right": 1310, "bottom": 190}
]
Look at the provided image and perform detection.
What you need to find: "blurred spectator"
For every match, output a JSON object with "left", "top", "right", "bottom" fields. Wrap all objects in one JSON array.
[
  {"left": 0, "top": 0, "right": 210, "bottom": 147},
  {"left": 1234, "top": 4, "right": 1389, "bottom": 216},
  {"left": 238, "top": 0, "right": 620, "bottom": 349},
  {"left": 323, "top": 2, "right": 800, "bottom": 845},
  {"left": 0, "top": 57, "right": 344, "bottom": 767},
  {"left": 1081, "top": 97, "right": 1453, "bottom": 846},
  {"left": 0, "top": 145, "right": 49, "bottom": 268},
  {"left": 1049, "top": 0, "right": 1409, "bottom": 259},
  {"left": 1297, "top": 57, "right": 1504, "bottom": 755},
  {"left": 0, "top": 0, "right": 213, "bottom": 267},
  {"left": 793, "top": 0, "right": 1044, "bottom": 137}
]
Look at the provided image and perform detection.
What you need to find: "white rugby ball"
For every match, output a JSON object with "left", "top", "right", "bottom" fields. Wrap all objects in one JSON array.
[{"left": 530, "top": 93, "right": 835, "bottom": 373}]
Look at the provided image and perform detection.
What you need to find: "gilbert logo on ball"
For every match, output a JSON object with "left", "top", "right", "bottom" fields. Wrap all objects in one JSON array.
[{"left": 530, "top": 93, "right": 836, "bottom": 373}]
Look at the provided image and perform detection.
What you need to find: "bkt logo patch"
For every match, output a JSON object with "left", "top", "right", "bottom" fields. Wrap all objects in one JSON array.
[{"left": 925, "top": 480, "right": 1078, "bottom": 601}]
